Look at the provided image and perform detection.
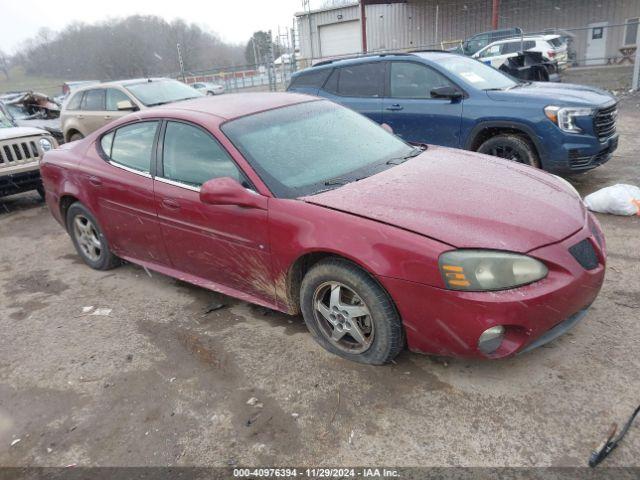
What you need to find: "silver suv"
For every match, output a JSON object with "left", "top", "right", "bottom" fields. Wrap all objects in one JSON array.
[{"left": 60, "top": 78, "right": 203, "bottom": 143}]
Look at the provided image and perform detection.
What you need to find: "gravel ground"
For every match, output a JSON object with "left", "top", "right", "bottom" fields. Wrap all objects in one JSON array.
[{"left": 0, "top": 93, "right": 639, "bottom": 469}]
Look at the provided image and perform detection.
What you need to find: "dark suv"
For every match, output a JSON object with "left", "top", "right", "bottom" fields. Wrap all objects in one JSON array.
[{"left": 287, "top": 51, "right": 618, "bottom": 173}]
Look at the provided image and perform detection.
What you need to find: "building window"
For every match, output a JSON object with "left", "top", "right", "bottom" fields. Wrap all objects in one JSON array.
[{"left": 624, "top": 18, "right": 639, "bottom": 46}]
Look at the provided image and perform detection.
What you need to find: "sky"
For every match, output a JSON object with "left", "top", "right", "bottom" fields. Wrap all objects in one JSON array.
[{"left": 0, "top": 0, "right": 310, "bottom": 54}]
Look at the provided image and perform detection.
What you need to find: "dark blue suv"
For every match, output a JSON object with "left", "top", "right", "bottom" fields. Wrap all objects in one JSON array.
[{"left": 287, "top": 52, "right": 618, "bottom": 173}]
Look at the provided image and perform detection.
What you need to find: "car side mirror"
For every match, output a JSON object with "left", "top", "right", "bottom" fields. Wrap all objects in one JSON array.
[
  {"left": 200, "top": 177, "right": 267, "bottom": 210},
  {"left": 380, "top": 123, "right": 394, "bottom": 134},
  {"left": 431, "top": 86, "right": 463, "bottom": 100},
  {"left": 116, "top": 100, "right": 137, "bottom": 111}
]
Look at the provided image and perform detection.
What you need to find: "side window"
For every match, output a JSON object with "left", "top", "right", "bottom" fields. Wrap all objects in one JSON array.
[
  {"left": 101, "top": 132, "right": 114, "bottom": 156},
  {"left": 81, "top": 89, "right": 105, "bottom": 111},
  {"left": 390, "top": 62, "right": 453, "bottom": 99},
  {"left": 501, "top": 42, "right": 518, "bottom": 54},
  {"left": 106, "top": 89, "right": 132, "bottom": 111},
  {"left": 336, "top": 63, "right": 384, "bottom": 97},
  {"left": 108, "top": 121, "right": 158, "bottom": 173},
  {"left": 289, "top": 69, "right": 331, "bottom": 89},
  {"left": 480, "top": 44, "right": 503, "bottom": 57},
  {"left": 66, "top": 92, "right": 83, "bottom": 110},
  {"left": 523, "top": 40, "right": 536, "bottom": 50},
  {"left": 162, "top": 121, "right": 243, "bottom": 187},
  {"left": 323, "top": 69, "right": 339, "bottom": 94},
  {"left": 624, "top": 18, "right": 639, "bottom": 45}
]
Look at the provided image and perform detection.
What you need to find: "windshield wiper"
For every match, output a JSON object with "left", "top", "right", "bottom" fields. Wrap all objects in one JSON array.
[
  {"left": 324, "top": 177, "right": 355, "bottom": 186},
  {"left": 386, "top": 146, "right": 424, "bottom": 165},
  {"left": 146, "top": 97, "right": 198, "bottom": 107}
]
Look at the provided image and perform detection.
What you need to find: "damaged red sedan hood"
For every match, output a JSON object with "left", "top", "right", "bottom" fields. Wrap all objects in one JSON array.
[{"left": 302, "top": 146, "right": 585, "bottom": 252}]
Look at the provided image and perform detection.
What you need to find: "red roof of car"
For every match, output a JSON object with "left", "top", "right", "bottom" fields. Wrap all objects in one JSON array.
[{"left": 156, "top": 92, "right": 317, "bottom": 120}]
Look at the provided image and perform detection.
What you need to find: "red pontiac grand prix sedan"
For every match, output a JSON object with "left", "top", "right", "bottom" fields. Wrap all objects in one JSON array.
[{"left": 40, "top": 93, "right": 606, "bottom": 364}]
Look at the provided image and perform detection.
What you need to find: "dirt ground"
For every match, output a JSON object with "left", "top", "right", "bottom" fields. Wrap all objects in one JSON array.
[{"left": 0, "top": 94, "right": 639, "bottom": 469}]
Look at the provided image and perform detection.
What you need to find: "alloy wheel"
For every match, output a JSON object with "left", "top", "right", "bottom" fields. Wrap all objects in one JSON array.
[
  {"left": 312, "top": 281, "right": 374, "bottom": 354},
  {"left": 488, "top": 144, "right": 524, "bottom": 163},
  {"left": 73, "top": 214, "right": 102, "bottom": 262}
]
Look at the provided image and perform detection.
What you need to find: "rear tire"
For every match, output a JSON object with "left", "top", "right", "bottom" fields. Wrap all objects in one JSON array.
[
  {"left": 300, "top": 258, "right": 404, "bottom": 365},
  {"left": 66, "top": 202, "right": 120, "bottom": 270},
  {"left": 69, "top": 132, "right": 84, "bottom": 142},
  {"left": 477, "top": 134, "right": 541, "bottom": 168}
]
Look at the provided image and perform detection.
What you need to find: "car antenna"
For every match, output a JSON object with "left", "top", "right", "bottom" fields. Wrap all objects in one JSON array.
[{"left": 589, "top": 403, "right": 640, "bottom": 467}]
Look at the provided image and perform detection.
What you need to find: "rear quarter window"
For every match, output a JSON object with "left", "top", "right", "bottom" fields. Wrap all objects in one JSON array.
[
  {"left": 66, "top": 92, "right": 83, "bottom": 111},
  {"left": 288, "top": 69, "right": 331, "bottom": 89}
]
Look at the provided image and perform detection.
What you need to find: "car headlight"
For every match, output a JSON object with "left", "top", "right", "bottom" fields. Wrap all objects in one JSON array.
[
  {"left": 439, "top": 250, "right": 548, "bottom": 291},
  {"left": 39, "top": 137, "right": 53, "bottom": 152},
  {"left": 544, "top": 105, "right": 593, "bottom": 133}
]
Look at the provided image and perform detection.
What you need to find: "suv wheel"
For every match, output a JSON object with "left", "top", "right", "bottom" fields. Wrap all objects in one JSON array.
[
  {"left": 300, "top": 258, "right": 404, "bottom": 365},
  {"left": 477, "top": 134, "right": 540, "bottom": 168},
  {"left": 69, "top": 132, "right": 84, "bottom": 142},
  {"left": 66, "top": 202, "right": 120, "bottom": 270}
]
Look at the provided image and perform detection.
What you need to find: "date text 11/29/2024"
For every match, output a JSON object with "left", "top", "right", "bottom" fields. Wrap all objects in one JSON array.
[{"left": 233, "top": 468, "right": 400, "bottom": 477}]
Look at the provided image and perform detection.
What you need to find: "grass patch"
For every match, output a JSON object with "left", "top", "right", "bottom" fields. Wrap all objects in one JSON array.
[{"left": 0, "top": 67, "right": 66, "bottom": 97}]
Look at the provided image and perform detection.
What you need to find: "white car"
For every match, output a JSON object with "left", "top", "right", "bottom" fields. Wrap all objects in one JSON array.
[
  {"left": 473, "top": 35, "right": 569, "bottom": 71},
  {"left": 191, "top": 82, "right": 225, "bottom": 95}
]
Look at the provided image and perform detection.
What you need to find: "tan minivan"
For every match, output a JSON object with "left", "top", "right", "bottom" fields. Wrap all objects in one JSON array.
[{"left": 61, "top": 78, "right": 203, "bottom": 142}]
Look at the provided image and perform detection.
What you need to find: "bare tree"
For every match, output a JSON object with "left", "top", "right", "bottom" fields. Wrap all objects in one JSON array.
[{"left": 0, "top": 50, "right": 10, "bottom": 80}]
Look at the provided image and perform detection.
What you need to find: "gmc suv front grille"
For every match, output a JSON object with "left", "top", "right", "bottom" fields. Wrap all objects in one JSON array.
[
  {"left": 593, "top": 104, "right": 617, "bottom": 141},
  {"left": 569, "top": 239, "right": 599, "bottom": 270}
]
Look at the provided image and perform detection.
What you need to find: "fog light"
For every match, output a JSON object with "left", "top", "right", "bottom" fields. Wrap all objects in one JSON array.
[{"left": 478, "top": 326, "right": 505, "bottom": 354}]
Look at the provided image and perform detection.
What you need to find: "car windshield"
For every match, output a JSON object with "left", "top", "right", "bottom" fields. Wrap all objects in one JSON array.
[
  {"left": 438, "top": 55, "right": 518, "bottom": 90},
  {"left": 222, "top": 100, "right": 416, "bottom": 198},
  {"left": 0, "top": 105, "right": 14, "bottom": 128},
  {"left": 124, "top": 79, "right": 203, "bottom": 106}
]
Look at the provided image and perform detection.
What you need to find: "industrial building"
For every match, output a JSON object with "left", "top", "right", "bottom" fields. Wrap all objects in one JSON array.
[{"left": 295, "top": 0, "right": 640, "bottom": 66}]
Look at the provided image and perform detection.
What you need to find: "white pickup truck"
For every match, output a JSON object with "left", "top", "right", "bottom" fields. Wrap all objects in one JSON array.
[{"left": 0, "top": 103, "right": 57, "bottom": 198}]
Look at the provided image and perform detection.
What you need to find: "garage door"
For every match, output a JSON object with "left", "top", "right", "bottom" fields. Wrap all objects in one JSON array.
[{"left": 319, "top": 20, "right": 362, "bottom": 57}]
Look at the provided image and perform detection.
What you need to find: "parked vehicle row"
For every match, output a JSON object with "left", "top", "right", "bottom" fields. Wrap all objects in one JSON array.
[
  {"left": 60, "top": 78, "right": 204, "bottom": 142},
  {"left": 473, "top": 34, "right": 569, "bottom": 71},
  {"left": 288, "top": 51, "right": 618, "bottom": 174},
  {"left": 40, "top": 93, "right": 607, "bottom": 364}
]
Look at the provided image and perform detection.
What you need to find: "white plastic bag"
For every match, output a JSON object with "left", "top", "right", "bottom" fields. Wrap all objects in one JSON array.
[{"left": 584, "top": 184, "right": 640, "bottom": 216}]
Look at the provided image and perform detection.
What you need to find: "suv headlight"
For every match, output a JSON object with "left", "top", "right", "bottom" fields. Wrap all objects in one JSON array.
[
  {"left": 439, "top": 250, "right": 548, "bottom": 291},
  {"left": 39, "top": 137, "right": 53, "bottom": 152},
  {"left": 544, "top": 106, "right": 593, "bottom": 133}
]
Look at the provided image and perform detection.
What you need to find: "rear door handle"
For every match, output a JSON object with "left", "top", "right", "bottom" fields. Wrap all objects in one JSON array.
[
  {"left": 161, "top": 198, "right": 180, "bottom": 210},
  {"left": 385, "top": 104, "right": 404, "bottom": 111},
  {"left": 88, "top": 175, "right": 102, "bottom": 187},
  {"left": 104, "top": 115, "right": 112, "bottom": 120}
]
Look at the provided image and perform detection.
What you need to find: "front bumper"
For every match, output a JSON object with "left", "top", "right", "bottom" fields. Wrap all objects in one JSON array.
[
  {"left": 543, "top": 134, "right": 618, "bottom": 174},
  {"left": 379, "top": 218, "right": 606, "bottom": 359},
  {"left": 0, "top": 168, "right": 42, "bottom": 197}
]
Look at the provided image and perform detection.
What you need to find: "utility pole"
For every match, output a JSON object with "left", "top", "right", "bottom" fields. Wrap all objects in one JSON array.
[
  {"left": 633, "top": 24, "right": 640, "bottom": 90},
  {"left": 176, "top": 43, "right": 186, "bottom": 82},
  {"left": 491, "top": 0, "right": 500, "bottom": 30}
]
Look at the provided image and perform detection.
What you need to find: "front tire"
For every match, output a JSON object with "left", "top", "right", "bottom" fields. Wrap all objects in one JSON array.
[
  {"left": 300, "top": 258, "right": 404, "bottom": 364},
  {"left": 477, "top": 134, "right": 540, "bottom": 168},
  {"left": 66, "top": 202, "right": 120, "bottom": 270}
]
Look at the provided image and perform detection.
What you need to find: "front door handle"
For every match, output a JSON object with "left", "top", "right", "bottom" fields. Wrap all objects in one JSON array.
[
  {"left": 385, "top": 104, "right": 404, "bottom": 111},
  {"left": 88, "top": 175, "right": 102, "bottom": 187},
  {"left": 104, "top": 115, "right": 112, "bottom": 120},
  {"left": 161, "top": 198, "right": 180, "bottom": 210}
]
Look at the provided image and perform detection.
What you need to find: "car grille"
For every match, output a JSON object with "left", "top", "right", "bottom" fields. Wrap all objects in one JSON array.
[
  {"left": 569, "top": 239, "right": 599, "bottom": 270},
  {"left": 593, "top": 104, "right": 617, "bottom": 141},
  {"left": 568, "top": 148, "right": 610, "bottom": 169},
  {"left": 0, "top": 137, "right": 43, "bottom": 168}
]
